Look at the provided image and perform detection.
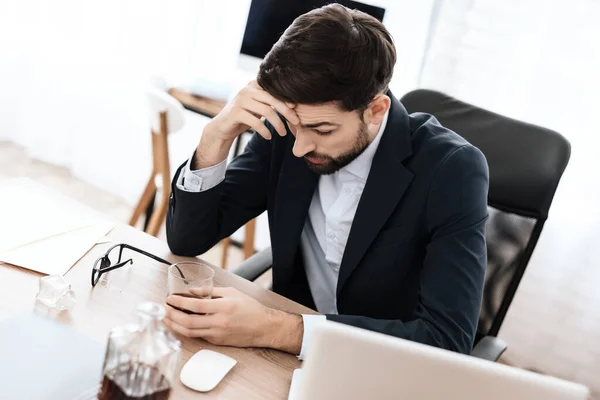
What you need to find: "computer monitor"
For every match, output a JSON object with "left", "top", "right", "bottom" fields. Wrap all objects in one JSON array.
[{"left": 238, "top": 0, "right": 386, "bottom": 73}]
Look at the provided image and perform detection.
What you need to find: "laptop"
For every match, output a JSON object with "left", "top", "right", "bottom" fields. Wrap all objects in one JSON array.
[{"left": 290, "top": 321, "right": 589, "bottom": 400}]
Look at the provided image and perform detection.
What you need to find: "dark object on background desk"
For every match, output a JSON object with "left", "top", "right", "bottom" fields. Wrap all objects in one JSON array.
[
  {"left": 0, "top": 313, "right": 104, "bottom": 399},
  {"left": 233, "top": 89, "right": 571, "bottom": 363},
  {"left": 241, "top": 0, "right": 385, "bottom": 60}
]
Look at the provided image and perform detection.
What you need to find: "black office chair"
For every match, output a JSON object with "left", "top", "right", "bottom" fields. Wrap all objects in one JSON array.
[{"left": 232, "top": 89, "right": 571, "bottom": 362}]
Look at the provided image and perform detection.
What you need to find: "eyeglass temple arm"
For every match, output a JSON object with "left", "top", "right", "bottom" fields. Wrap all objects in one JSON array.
[
  {"left": 119, "top": 243, "right": 171, "bottom": 265},
  {"left": 119, "top": 243, "right": 186, "bottom": 279},
  {"left": 100, "top": 243, "right": 186, "bottom": 279}
]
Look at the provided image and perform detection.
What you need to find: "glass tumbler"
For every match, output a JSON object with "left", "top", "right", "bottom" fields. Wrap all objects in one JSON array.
[{"left": 167, "top": 262, "right": 215, "bottom": 314}]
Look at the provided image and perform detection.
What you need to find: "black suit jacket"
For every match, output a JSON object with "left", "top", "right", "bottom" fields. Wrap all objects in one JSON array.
[{"left": 166, "top": 94, "right": 489, "bottom": 354}]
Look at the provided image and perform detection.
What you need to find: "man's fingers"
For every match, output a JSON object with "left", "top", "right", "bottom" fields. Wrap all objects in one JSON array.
[
  {"left": 237, "top": 111, "right": 272, "bottom": 140},
  {"left": 247, "top": 80, "right": 261, "bottom": 89},
  {"left": 242, "top": 101, "right": 287, "bottom": 136},
  {"left": 166, "top": 294, "right": 225, "bottom": 314},
  {"left": 164, "top": 304, "right": 217, "bottom": 329},
  {"left": 252, "top": 89, "right": 299, "bottom": 126},
  {"left": 244, "top": 80, "right": 299, "bottom": 125},
  {"left": 164, "top": 317, "right": 210, "bottom": 338},
  {"left": 210, "top": 286, "right": 237, "bottom": 299}
]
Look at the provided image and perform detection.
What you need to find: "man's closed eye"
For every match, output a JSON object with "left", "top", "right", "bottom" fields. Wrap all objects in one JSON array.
[{"left": 314, "top": 129, "right": 334, "bottom": 135}]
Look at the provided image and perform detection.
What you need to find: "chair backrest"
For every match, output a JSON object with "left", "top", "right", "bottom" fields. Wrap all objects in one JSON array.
[
  {"left": 147, "top": 86, "right": 185, "bottom": 135},
  {"left": 400, "top": 89, "right": 571, "bottom": 339}
]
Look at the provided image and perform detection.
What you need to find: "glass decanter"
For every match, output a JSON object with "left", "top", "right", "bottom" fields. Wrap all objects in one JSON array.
[{"left": 97, "top": 302, "right": 181, "bottom": 400}]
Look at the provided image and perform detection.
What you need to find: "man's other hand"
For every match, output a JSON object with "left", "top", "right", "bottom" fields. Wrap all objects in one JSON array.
[{"left": 165, "top": 286, "right": 303, "bottom": 354}]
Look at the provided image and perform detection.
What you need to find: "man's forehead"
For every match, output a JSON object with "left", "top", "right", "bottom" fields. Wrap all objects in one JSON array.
[{"left": 292, "top": 102, "right": 345, "bottom": 124}]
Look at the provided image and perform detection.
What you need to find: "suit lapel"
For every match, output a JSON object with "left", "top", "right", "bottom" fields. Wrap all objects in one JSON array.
[
  {"left": 273, "top": 141, "right": 319, "bottom": 286},
  {"left": 337, "top": 95, "right": 414, "bottom": 296}
]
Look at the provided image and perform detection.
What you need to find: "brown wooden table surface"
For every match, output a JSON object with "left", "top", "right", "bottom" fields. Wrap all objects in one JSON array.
[{"left": 0, "top": 224, "right": 316, "bottom": 400}]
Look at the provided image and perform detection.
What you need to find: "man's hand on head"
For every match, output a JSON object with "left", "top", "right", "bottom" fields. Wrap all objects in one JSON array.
[
  {"left": 164, "top": 286, "right": 303, "bottom": 355},
  {"left": 210, "top": 80, "right": 299, "bottom": 141},
  {"left": 193, "top": 81, "right": 299, "bottom": 169}
]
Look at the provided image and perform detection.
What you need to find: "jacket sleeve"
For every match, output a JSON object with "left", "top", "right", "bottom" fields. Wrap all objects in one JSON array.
[
  {"left": 166, "top": 131, "right": 273, "bottom": 257},
  {"left": 327, "top": 145, "right": 489, "bottom": 354}
]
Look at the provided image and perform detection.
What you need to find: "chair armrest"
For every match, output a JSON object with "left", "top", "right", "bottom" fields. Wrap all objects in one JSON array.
[
  {"left": 230, "top": 246, "right": 273, "bottom": 281},
  {"left": 471, "top": 336, "right": 508, "bottom": 362}
]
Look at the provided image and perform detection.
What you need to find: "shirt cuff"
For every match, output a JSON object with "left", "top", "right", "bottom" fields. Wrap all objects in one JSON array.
[
  {"left": 176, "top": 154, "right": 227, "bottom": 193},
  {"left": 298, "top": 314, "right": 327, "bottom": 360}
]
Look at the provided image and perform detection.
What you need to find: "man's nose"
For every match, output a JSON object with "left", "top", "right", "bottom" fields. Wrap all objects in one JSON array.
[{"left": 292, "top": 131, "right": 316, "bottom": 158}]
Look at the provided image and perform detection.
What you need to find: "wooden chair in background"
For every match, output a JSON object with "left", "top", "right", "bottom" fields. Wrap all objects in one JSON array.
[
  {"left": 132, "top": 87, "right": 258, "bottom": 266},
  {"left": 129, "top": 88, "right": 185, "bottom": 237}
]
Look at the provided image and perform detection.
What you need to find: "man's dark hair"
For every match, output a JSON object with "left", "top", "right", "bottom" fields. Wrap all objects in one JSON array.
[{"left": 257, "top": 3, "right": 396, "bottom": 112}]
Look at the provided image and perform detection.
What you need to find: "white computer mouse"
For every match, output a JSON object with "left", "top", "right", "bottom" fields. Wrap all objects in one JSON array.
[{"left": 180, "top": 349, "right": 237, "bottom": 392}]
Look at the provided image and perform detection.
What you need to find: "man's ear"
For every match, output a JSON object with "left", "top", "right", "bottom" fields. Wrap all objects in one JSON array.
[{"left": 364, "top": 94, "right": 391, "bottom": 126}]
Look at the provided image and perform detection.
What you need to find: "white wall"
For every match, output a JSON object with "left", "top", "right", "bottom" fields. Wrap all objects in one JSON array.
[
  {"left": 0, "top": 0, "right": 434, "bottom": 251},
  {"left": 0, "top": 0, "right": 250, "bottom": 203}
]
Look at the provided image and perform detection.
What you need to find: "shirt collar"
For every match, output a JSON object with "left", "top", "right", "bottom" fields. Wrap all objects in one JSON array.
[{"left": 343, "top": 110, "right": 389, "bottom": 180}]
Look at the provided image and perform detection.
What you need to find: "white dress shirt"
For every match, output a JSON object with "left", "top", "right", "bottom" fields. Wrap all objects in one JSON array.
[{"left": 176, "top": 111, "right": 388, "bottom": 359}]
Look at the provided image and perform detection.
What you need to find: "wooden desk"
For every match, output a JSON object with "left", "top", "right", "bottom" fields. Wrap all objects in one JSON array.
[{"left": 0, "top": 224, "right": 315, "bottom": 399}]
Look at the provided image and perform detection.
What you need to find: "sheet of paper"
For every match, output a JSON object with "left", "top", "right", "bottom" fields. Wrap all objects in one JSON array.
[
  {"left": 0, "top": 223, "right": 113, "bottom": 275},
  {"left": 95, "top": 236, "right": 113, "bottom": 245},
  {"left": 0, "top": 178, "right": 111, "bottom": 253}
]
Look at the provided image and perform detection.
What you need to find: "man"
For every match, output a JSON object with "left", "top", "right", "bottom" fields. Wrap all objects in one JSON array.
[{"left": 165, "top": 4, "right": 489, "bottom": 357}]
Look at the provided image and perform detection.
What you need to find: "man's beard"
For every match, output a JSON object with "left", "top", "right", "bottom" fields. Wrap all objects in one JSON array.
[{"left": 303, "top": 122, "right": 371, "bottom": 175}]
